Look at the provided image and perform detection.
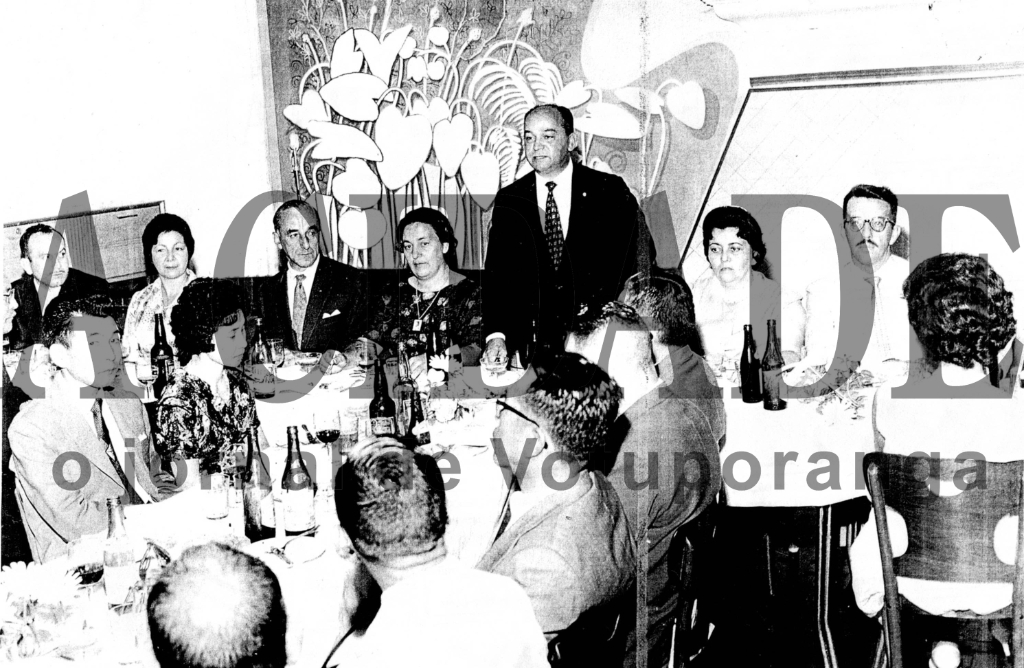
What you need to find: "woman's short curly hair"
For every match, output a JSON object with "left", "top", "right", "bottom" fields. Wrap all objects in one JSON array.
[
  {"left": 171, "top": 278, "right": 245, "bottom": 365},
  {"left": 903, "top": 253, "right": 1016, "bottom": 370},
  {"left": 701, "top": 206, "right": 772, "bottom": 279}
]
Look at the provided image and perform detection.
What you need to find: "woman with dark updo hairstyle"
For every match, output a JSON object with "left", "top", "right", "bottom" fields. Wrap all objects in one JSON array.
[
  {"left": 367, "top": 207, "right": 483, "bottom": 366},
  {"left": 689, "top": 206, "right": 806, "bottom": 383},
  {"left": 155, "top": 278, "right": 270, "bottom": 478},
  {"left": 849, "top": 253, "right": 1023, "bottom": 621},
  {"left": 122, "top": 214, "right": 197, "bottom": 366}
]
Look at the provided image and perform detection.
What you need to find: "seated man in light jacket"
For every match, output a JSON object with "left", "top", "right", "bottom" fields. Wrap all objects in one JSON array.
[
  {"left": 9, "top": 296, "right": 174, "bottom": 563},
  {"left": 479, "top": 352, "right": 636, "bottom": 639}
]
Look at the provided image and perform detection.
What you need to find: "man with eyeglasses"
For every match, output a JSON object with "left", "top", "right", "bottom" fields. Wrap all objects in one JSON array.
[
  {"left": 478, "top": 353, "right": 635, "bottom": 643},
  {"left": 804, "top": 185, "right": 910, "bottom": 381},
  {"left": 260, "top": 200, "right": 368, "bottom": 354}
]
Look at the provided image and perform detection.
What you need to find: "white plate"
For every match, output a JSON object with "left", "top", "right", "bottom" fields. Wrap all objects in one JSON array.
[{"left": 249, "top": 535, "right": 326, "bottom": 565}]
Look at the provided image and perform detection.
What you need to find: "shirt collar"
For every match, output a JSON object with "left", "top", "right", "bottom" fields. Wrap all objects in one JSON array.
[
  {"left": 535, "top": 158, "right": 574, "bottom": 192},
  {"left": 287, "top": 254, "right": 320, "bottom": 280}
]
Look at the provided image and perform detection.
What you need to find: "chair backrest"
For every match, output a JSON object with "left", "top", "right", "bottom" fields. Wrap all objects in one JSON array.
[
  {"left": 547, "top": 585, "right": 636, "bottom": 668},
  {"left": 863, "top": 452, "right": 1024, "bottom": 583}
]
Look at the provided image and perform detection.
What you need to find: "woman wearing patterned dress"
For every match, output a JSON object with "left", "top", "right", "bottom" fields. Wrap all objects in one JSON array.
[
  {"left": 155, "top": 278, "right": 270, "bottom": 478},
  {"left": 122, "top": 214, "right": 197, "bottom": 365},
  {"left": 368, "top": 208, "right": 483, "bottom": 367}
]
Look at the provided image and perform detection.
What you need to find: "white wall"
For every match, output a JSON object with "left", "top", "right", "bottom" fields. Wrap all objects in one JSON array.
[{"left": 0, "top": 0, "right": 280, "bottom": 278}]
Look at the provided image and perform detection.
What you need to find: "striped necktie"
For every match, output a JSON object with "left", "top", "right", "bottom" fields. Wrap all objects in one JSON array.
[{"left": 544, "top": 181, "right": 564, "bottom": 270}]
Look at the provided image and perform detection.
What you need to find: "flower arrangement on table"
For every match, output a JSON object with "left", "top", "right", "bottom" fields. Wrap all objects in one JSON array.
[
  {"left": 0, "top": 562, "right": 87, "bottom": 662},
  {"left": 788, "top": 355, "right": 875, "bottom": 421}
]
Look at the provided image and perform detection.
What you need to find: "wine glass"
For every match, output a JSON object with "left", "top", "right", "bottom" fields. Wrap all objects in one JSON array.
[
  {"left": 136, "top": 353, "right": 157, "bottom": 402},
  {"left": 267, "top": 338, "right": 285, "bottom": 368},
  {"left": 314, "top": 409, "right": 342, "bottom": 449}
]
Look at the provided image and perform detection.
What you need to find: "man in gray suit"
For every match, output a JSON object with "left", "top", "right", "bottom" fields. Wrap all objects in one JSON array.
[
  {"left": 479, "top": 353, "right": 635, "bottom": 641},
  {"left": 9, "top": 296, "right": 173, "bottom": 563}
]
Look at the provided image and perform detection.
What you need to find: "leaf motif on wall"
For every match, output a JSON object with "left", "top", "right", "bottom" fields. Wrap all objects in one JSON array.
[
  {"left": 467, "top": 61, "right": 537, "bottom": 131},
  {"left": 518, "top": 57, "right": 563, "bottom": 105},
  {"left": 485, "top": 126, "right": 523, "bottom": 189}
]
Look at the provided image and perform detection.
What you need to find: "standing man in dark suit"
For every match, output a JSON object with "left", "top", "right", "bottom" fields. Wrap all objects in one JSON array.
[
  {"left": 260, "top": 201, "right": 368, "bottom": 355},
  {"left": 483, "top": 104, "right": 655, "bottom": 365},
  {"left": 8, "top": 224, "right": 110, "bottom": 350}
]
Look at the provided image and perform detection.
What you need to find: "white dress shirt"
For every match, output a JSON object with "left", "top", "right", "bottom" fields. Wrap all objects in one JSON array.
[
  {"left": 329, "top": 558, "right": 549, "bottom": 668},
  {"left": 534, "top": 159, "right": 573, "bottom": 240},
  {"left": 286, "top": 255, "right": 320, "bottom": 316}
]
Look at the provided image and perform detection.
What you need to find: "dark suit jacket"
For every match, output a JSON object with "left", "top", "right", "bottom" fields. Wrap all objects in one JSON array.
[
  {"left": 2, "top": 367, "right": 32, "bottom": 565},
  {"left": 8, "top": 268, "right": 110, "bottom": 350},
  {"left": 260, "top": 256, "right": 369, "bottom": 353},
  {"left": 484, "top": 163, "right": 655, "bottom": 354},
  {"left": 476, "top": 471, "right": 636, "bottom": 639}
]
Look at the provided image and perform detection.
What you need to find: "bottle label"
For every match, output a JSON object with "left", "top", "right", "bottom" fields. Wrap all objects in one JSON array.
[
  {"left": 371, "top": 417, "right": 395, "bottom": 436},
  {"left": 103, "top": 562, "right": 136, "bottom": 607},
  {"left": 282, "top": 488, "right": 314, "bottom": 532}
]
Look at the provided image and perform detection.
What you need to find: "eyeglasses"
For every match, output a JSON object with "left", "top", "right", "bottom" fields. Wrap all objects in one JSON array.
[
  {"left": 3, "top": 289, "right": 13, "bottom": 303},
  {"left": 496, "top": 400, "right": 539, "bottom": 426},
  {"left": 844, "top": 217, "right": 893, "bottom": 233}
]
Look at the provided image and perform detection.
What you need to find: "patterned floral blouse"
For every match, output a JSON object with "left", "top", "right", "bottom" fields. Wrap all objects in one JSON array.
[
  {"left": 368, "top": 272, "right": 483, "bottom": 358},
  {"left": 154, "top": 366, "right": 259, "bottom": 474},
  {"left": 122, "top": 271, "right": 197, "bottom": 363}
]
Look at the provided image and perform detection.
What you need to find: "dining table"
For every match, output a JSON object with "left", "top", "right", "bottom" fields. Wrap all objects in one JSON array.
[
  {"left": 706, "top": 368, "right": 880, "bottom": 668},
  {"left": 1, "top": 355, "right": 518, "bottom": 667}
]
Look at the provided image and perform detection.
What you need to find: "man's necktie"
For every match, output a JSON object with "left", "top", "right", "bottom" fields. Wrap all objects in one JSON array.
[
  {"left": 292, "top": 275, "right": 308, "bottom": 347},
  {"left": 92, "top": 399, "right": 143, "bottom": 505},
  {"left": 494, "top": 501, "right": 512, "bottom": 544},
  {"left": 865, "top": 275, "right": 891, "bottom": 361},
  {"left": 544, "top": 181, "right": 564, "bottom": 270}
]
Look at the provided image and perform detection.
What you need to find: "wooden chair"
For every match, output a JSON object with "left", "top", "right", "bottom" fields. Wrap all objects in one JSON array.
[
  {"left": 547, "top": 585, "right": 636, "bottom": 668},
  {"left": 863, "top": 452, "right": 1024, "bottom": 668},
  {"left": 670, "top": 502, "right": 718, "bottom": 668}
]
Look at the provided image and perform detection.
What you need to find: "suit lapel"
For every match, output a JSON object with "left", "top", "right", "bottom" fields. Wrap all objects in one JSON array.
[
  {"left": 301, "top": 260, "right": 332, "bottom": 347},
  {"left": 275, "top": 272, "right": 297, "bottom": 349},
  {"left": 481, "top": 473, "right": 593, "bottom": 566}
]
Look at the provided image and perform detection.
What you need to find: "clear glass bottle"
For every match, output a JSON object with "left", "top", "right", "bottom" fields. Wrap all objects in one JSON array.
[
  {"left": 103, "top": 497, "right": 135, "bottom": 608},
  {"left": 280, "top": 426, "right": 315, "bottom": 535}
]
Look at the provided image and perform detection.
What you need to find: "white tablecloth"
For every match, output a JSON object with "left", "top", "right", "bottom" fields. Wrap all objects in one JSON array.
[{"left": 719, "top": 388, "right": 876, "bottom": 508}]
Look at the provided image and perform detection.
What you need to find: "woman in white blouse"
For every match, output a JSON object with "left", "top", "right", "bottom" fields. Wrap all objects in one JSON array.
[
  {"left": 689, "top": 206, "right": 805, "bottom": 382},
  {"left": 122, "top": 214, "right": 197, "bottom": 364}
]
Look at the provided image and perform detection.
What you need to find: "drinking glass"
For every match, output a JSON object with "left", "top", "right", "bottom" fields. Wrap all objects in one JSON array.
[
  {"left": 338, "top": 413, "right": 359, "bottom": 457},
  {"left": 314, "top": 409, "right": 342, "bottom": 449},
  {"left": 268, "top": 338, "right": 285, "bottom": 368},
  {"left": 135, "top": 359, "right": 157, "bottom": 402},
  {"left": 205, "top": 473, "right": 228, "bottom": 520}
]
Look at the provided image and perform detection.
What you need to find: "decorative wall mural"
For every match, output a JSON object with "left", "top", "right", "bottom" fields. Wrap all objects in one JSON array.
[{"left": 266, "top": 0, "right": 743, "bottom": 269}]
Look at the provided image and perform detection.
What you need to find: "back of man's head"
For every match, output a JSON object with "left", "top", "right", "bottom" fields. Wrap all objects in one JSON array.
[
  {"left": 42, "top": 295, "right": 116, "bottom": 348},
  {"left": 520, "top": 352, "right": 622, "bottom": 469},
  {"left": 335, "top": 437, "right": 447, "bottom": 563},
  {"left": 621, "top": 267, "right": 702, "bottom": 355},
  {"left": 148, "top": 543, "right": 287, "bottom": 668},
  {"left": 567, "top": 301, "right": 655, "bottom": 384}
]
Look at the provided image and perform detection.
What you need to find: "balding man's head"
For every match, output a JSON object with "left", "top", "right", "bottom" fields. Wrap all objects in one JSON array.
[{"left": 147, "top": 543, "right": 287, "bottom": 668}]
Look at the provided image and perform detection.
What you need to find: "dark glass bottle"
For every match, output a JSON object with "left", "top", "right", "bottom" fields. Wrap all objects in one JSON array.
[
  {"left": 396, "top": 343, "right": 429, "bottom": 447},
  {"left": 280, "top": 426, "right": 315, "bottom": 535},
  {"left": 740, "top": 324, "right": 762, "bottom": 403},
  {"left": 761, "top": 319, "right": 787, "bottom": 411},
  {"left": 369, "top": 357, "right": 397, "bottom": 436},
  {"left": 243, "top": 426, "right": 273, "bottom": 542},
  {"left": 151, "top": 314, "right": 174, "bottom": 399}
]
